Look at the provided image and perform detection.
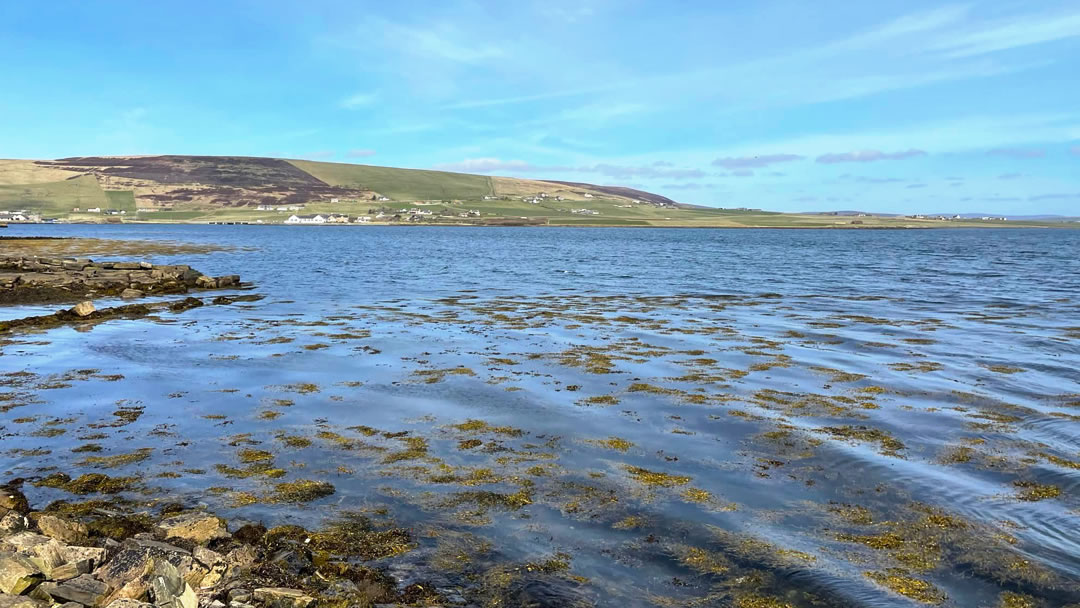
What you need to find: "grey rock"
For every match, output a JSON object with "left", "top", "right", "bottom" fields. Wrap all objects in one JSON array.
[
  {"left": 0, "top": 554, "right": 42, "bottom": 595},
  {"left": 225, "top": 590, "right": 250, "bottom": 603},
  {"left": 104, "top": 599, "right": 154, "bottom": 608},
  {"left": 0, "top": 533, "right": 49, "bottom": 554},
  {"left": 0, "top": 514, "right": 26, "bottom": 535},
  {"left": 0, "top": 593, "right": 47, "bottom": 608},
  {"left": 61, "top": 547, "right": 107, "bottom": 571},
  {"left": 120, "top": 289, "right": 144, "bottom": 299},
  {"left": 35, "top": 515, "right": 89, "bottom": 545},
  {"left": 39, "top": 574, "right": 109, "bottom": 606},
  {"left": 48, "top": 559, "right": 92, "bottom": 582},
  {"left": 252, "top": 588, "right": 315, "bottom": 608}
]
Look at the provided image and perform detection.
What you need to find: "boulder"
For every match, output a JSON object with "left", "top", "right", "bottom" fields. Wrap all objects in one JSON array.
[
  {"left": 155, "top": 513, "right": 228, "bottom": 545},
  {"left": 215, "top": 276, "right": 240, "bottom": 288},
  {"left": 120, "top": 289, "right": 144, "bottom": 299},
  {"left": 47, "top": 559, "right": 91, "bottom": 582},
  {"left": 194, "top": 275, "right": 216, "bottom": 289},
  {"left": 192, "top": 548, "right": 225, "bottom": 589},
  {"left": 0, "top": 593, "right": 47, "bottom": 608},
  {"left": 71, "top": 301, "right": 95, "bottom": 317},
  {"left": 60, "top": 546, "right": 107, "bottom": 570},
  {"left": 25, "top": 541, "right": 65, "bottom": 579},
  {"left": 0, "top": 514, "right": 25, "bottom": 536},
  {"left": 0, "top": 554, "right": 42, "bottom": 595},
  {"left": 0, "top": 490, "right": 28, "bottom": 516},
  {"left": 96, "top": 539, "right": 202, "bottom": 604},
  {"left": 34, "top": 515, "right": 89, "bottom": 545},
  {"left": 252, "top": 588, "right": 315, "bottom": 608},
  {"left": 39, "top": 574, "right": 109, "bottom": 607},
  {"left": 147, "top": 560, "right": 196, "bottom": 608},
  {"left": 105, "top": 599, "right": 154, "bottom": 608},
  {"left": 0, "top": 533, "right": 50, "bottom": 554}
]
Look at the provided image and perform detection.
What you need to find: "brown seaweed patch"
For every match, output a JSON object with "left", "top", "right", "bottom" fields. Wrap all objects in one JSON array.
[
  {"left": 270, "top": 479, "right": 336, "bottom": 502},
  {"left": 1012, "top": 481, "right": 1060, "bottom": 501},
  {"left": 864, "top": 570, "right": 946, "bottom": 604},
  {"left": 625, "top": 466, "right": 691, "bottom": 487},
  {"left": 34, "top": 472, "right": 138, "bottom": 494},
  {"left": 78, "top": 447, "right": 153, "bottom": 468}
]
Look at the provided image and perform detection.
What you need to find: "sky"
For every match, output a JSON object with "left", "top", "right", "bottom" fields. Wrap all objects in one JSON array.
[{"left": 2, "top": 1, "right": 1079, "bottom": 215}]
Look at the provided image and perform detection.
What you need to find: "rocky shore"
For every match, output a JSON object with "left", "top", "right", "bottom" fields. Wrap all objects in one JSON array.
[
  {"left": 0, "top": 486, "right": 441, "bottom": 608},
  {"left": 0, "top": 257, "right": 243, "bottom": 306}
]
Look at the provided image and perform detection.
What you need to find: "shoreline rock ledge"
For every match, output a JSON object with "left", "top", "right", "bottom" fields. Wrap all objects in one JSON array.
[{"left": 0, "top": 257, "right": 244, "bottom": 306}]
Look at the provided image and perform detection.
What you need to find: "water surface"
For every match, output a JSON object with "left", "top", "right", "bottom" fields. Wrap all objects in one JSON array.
[{"left": 2, "top": 225, "right": 1078, "bottom": 607}]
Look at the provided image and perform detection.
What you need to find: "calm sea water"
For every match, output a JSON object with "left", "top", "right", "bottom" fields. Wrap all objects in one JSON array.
[{"left": 2, "top": 225, "right": 1079, "bottom": 607}]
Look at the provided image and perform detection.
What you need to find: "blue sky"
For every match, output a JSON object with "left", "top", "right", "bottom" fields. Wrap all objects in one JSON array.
[{"left": 2, "top": 1, "right": 1079, "bottom": 214}]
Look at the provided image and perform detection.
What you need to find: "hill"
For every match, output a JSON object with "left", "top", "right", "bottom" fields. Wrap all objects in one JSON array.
[{"left": 0, "top": 155, "right": 1075, "bottom": 228}]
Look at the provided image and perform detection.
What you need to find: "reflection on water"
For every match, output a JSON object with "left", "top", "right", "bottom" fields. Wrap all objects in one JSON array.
[{"left": 2, "top": 225, "right": 1079, "bottom": 607}]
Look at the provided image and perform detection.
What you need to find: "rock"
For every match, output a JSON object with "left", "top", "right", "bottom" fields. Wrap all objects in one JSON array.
[
  {"left": 39, "top": 574, "right": 109, "bottom": 607},
  {"left": 35, "top": 515, "right": 89, "bottom": 545},
  {"left": 48, "top": 559, "right": 92, "bottom": 582},
  {"left": 0, "top": 514, "right": 25, "bottom": 535},
  {"left": 0, "top": 533, "right": 49, "bottom": 554},
  {"left": 105, "top": 599, "right": 154, "bottom": 608},
  {"left": 56, "top": 602, "right": 82, "bottom": 608},
  {"left": 61, "top": 546, "right": 107, "bottom": 570},
  {"left": 155, "top": 513, "right": 228, "bottom": 545},
  {"left": 96, "top": 539, "right": 202, "bottom": 605},
  {"left": 25, "top": 541, "right": 65, "bottom": 578},
  {"left": 194, "top": 276, "right": 216, "bottom": 289},
  {"left": 252, "top": 588, "right": 316, "bottom": 608},
  {"left": 226, "top": 590, "right": 250, "bottom": 603},
  {"left": 71, "top": 301, "right": 95, "bottom": 317},
  {"left": 0, "top": 554, "right": 43, "bottom": 594},
  {"left": 120, "top": 289, "right": 144, "bottom": 299},
  {"left": 0, "top": 490, "right": 29, "bottom": 516},
  {"left": 138, "top": 262, "right": 153, "bottom": 270},
  {"left": 0, "top": 593, "right": 47, "bottom": 608},
  {"left": 148, "top": 560, "right": 196, "bottom": 608},
  {"left": 223, "top": 546, "right": 255, "bottom": 575},
  {"left": 214, "top": 276, "right": 240, "bottom": 288},
  {"left": 192, "top": 548, "right": 225, "bottom": 589}
]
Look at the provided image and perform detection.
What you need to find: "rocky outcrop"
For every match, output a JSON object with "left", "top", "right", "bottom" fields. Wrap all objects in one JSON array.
[
  {"left": 0, "top": 257, "right": 245, "bottom": 306},
  {"left": 0, "top": 485, "right": 448, "bottom": 608}
]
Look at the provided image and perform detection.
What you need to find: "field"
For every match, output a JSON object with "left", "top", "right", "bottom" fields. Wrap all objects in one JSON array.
[
  {"left": 0, "top": 174, "right": 107, "bottom": 214},
  {"left": 289, "top": 160, "right": 495, "bottom": 201}
]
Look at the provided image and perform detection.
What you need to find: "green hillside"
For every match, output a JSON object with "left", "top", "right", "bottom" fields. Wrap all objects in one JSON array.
[
  {"left": 0, "top": 174, "right": 106, "bottom": 213},
  {"left": 104, "top": 190, "right": 137, "bottom": 212},
  {"left": 289, "top": 159, "right": 494, "bottom": 200}
]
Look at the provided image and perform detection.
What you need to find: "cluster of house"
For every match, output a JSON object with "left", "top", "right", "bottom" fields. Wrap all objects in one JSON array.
[
  {"left": 1, "top": 210, "right": 42, "bottom": 223},
  {"left": 285, "top": 214, "right": 367, "bottom": 224},
  {"left": 907, "top": 214, "right": 1008, "bottom": 221},
  {"left": 571, "top": 208, "right": 599, "bottom": 215},
  {"left": 71, "top": 208, "right": 126, "bottom": 215}
]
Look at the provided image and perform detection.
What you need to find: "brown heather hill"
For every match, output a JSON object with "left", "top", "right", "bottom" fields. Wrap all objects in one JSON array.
[{"left": 0, "top": 156, "right": 669, "bottom": 216}]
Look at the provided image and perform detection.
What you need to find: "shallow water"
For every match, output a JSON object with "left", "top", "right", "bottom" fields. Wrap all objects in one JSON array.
[{"left": 2, "top": 225, "right": 1079, "bottom": 607}]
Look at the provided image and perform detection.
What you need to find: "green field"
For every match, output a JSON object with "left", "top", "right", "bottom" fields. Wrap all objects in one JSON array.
[
  {"left": 0, "top": 175, "right": 106, "bottom": 214},
  {"left": 104, "top": 190, "right": 137, "bottom": 213},
  {"left": 289, "top": 159, "right": 495, "bottom": 201}
]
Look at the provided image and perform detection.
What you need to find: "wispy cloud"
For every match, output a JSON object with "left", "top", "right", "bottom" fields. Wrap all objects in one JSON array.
[
  {"left": 340, "top": 92, "right": 378, "bottom": 109},
  {"left": 712, "top": 154, "right": 803, "bottom": 169},
  {"left": 816, "top": 149, "right": 927, "bottom": 164},
  {"left": 1029, "top": 192, "right": 1080, "bottom": 201},
  {"left": 346, "top": 149, "right": 376, "bottom": 158},
  {"left": 926, "top": 10, "right": 1080, "bottom": 58},
  {"left": 987, "top": 147, "right": 1046, "bottom": 158},
  {"left": 431, "top": 157, "right": 705, "bottom": 179},
  {"left": 997, "top": 172, "right": 1022, "bottom": 180}
]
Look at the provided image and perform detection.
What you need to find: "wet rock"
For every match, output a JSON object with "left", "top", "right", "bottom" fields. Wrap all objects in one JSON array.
[
  {"left": 215, "top": 276, "right": 240, "bottom": 288},
  {"left": 0, "top": 593, "right": 47, "bottom": 608},
  {"left": 194, "top": 276, "right": 217, "bottom": 289},
  {"left": 35, "top": 515, "right": 89, "bottom": 545},
  {"left": 0, "top": 554, "right": 43, "bottom": 594},
  {"left": 71, "top": 301, "right": 95, "bottom": 317},
  {"left": 39, "top": 574, "right": 109, "bottom": 606},
  {"left": 0, "top": 514, "right": 26, "bottom": 536},
  {"left": 120, "top": 289, "right": 144, "bottom": 299},
  {"left": 0, "top": 489, "right": 29, "bottom": 516},
  {"left": 252, "top": 588, "right": 315, "bottom": 608},
  {"left": 155, "top": 512, "right": 228, "bottom": 545}
]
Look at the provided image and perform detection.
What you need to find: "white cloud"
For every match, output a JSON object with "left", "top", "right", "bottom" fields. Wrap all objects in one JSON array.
[
  {"left": 346, "top": 149, "right": 376, "bottom": 158},
  {"left": 816, "top": 149, "right": 927, "bottom": 164},
  {"left": 712, "top": 154, "right": 803, "bottom": 169},
  {"left": 340, "top": 92, "right": 377, "bottom": 109},
  {"left": 926, "top": 10, "right": 1080, "bottom": 58},
  {"left": 987, "top": 147, "right": 1046, "bottom": 158}
]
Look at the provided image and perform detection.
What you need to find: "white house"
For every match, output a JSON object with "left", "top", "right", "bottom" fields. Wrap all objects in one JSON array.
[
  {"left": 285, "top": 214, "right": 326, "bottom": 224},
  {"left": 377, "top": 196, "right": 390, "bottom": 201},
  {"left": 354, "top": 216, "right": 372, "bottom": 223},
  {"left": 330, "top": 198, "right": 340, "bottom": 203},
  {"left": 86, "top": 207, "right": 101, "bottom": 213},
  {"left": 583, "top": 193, "right": 594, "bottom": 198}
]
